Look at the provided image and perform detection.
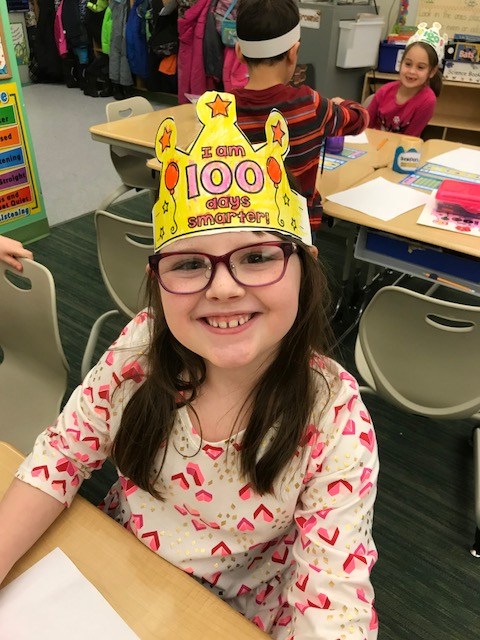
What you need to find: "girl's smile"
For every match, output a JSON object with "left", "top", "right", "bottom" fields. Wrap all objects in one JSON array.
[{"left": 159, "top": 231, "right": 301, "bottom": 377}]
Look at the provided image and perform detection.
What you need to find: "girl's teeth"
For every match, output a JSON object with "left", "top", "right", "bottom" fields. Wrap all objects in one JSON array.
[{"left": 207, "top": 315, "right": 250, "bottom": 328}]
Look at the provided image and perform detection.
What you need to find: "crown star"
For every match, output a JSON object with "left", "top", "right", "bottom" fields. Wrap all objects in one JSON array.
[
  {"left": 283, "top": 194, "right": 290, "bottom": 206},
  {"left": 159, "top": 127, "right": 172, "bottom": 151},
  {"left": 162, "top": 201, "right": 169, "bottom": 214},
  {"left": 291, "top": 217, "right": 297, "bottom": 230},
  {"left": 206, "top": 94, "right": 232, "bottom": 117},
  {"left": 272, "top": 121, "right": 285, "bottom": 145}
]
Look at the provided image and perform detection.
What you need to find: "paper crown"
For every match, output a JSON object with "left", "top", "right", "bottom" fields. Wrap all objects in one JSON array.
[
  {"left": 407, "top": 22, "right": 448, "bottom": 64},
  {"left": 152, "top": 91, "right": 311, "bottom": 252}
]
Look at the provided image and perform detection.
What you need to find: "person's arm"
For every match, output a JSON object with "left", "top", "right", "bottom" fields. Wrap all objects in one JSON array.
[
  {"left": 319, "top": 94, "right": 370, "bottom": 137},
  {"left": 0, "top": 312, "right": 149, "bottom": 585},
  {"left": 284, "top": 365, "right": 379, "bottom": 639},
  {"left": 402, "top": 89, "right": 436, "bottom": 137},
  {"left": 0, "top": 236, "right": 33, "bottom": 272},
  {"left": 0, "top": 479, "right": 65, "bottom": 585}
]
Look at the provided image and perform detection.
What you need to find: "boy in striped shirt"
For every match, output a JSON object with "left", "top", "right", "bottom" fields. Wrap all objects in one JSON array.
[{"left": 233, "top": 0, "right": 369, "bottom": 232}]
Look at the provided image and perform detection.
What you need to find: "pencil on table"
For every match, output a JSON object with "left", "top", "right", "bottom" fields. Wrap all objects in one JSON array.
[{"left": 376, "top": 138, "right": 388, "bottom": 151}]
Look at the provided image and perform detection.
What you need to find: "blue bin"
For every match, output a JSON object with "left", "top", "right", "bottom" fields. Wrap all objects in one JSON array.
[{"left": 377, "top": 41, "right": 406, "bottom": 73}]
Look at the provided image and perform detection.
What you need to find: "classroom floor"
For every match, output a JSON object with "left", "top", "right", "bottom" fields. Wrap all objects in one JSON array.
[
  {"left": 17, "top": 83, "right": 480, "bottom": 640},
  {"left": 22, "top": 83, "right": 169, "bottom": 226}
]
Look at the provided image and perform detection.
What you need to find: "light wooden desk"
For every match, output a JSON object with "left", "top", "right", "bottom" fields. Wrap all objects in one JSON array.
[
  {"left": 324, "top": 139, "right": 480, "bottom": 259},
  {"left": 0, "top": 442, "right": 267, "bottom": 640},
  {"left": 90, "top": 103, "right": 200, "bottom": 155},
  {"left": 339, "top": 128, "right": 422, "bottom": 170}
]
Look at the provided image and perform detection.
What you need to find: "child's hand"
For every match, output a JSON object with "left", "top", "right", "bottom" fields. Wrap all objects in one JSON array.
[
  {"left": 331, "top": 97, "right": 345, "bottom": 105},
  {"left": 0, "top": 236, "right": 33, "bottom": 272}
]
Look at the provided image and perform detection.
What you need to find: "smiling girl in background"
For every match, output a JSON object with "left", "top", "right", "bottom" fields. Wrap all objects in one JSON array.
[
  {"left": 0, "top": 92, "right": 378, "bottom": 639},
  {"left": 367, "top": 22, "right": 448, "bottom": 137}
]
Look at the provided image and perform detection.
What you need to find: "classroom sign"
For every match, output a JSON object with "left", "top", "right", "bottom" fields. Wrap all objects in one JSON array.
[
  {"left": 0, "top": 82, "right": 41, "bottom": 220},
  {"left": 0, "top": 0, "right": 48, "bottom": 243}
]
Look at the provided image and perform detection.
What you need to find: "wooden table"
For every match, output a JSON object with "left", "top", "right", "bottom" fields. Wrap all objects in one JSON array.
[
  {"left": 90, "top": 103, "right": 200, "bottom": 155},
  {"left": 0, "top": 442, "right": 267, "bottom": 640},
  {"left": 324, "top": 139, "right": 480, "bottom": 259}
]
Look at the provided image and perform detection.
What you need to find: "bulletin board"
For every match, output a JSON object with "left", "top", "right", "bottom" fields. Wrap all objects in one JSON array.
[{"left": 416, "top": 0, "right": 480, "bottom": 39}]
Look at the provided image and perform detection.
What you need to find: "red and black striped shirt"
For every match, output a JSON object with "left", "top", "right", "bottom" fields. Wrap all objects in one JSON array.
[{"left": 233, "top": 84, "right": 369, "bottom": 231}]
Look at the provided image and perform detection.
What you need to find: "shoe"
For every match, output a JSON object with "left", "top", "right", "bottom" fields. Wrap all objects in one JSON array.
[
  {"left": 98, "top": 79, "right": 113, "bottom": 97},
  {"left": 112, "top": 83, "right": 124, "bottom": 100},
  {"left": 83, "top": 74, "right": 100, "bottom": 97}
]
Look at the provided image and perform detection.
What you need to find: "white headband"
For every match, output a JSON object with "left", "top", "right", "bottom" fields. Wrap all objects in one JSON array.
[{"left": 237, "top": 23, "right": 301, "bottom": 58}]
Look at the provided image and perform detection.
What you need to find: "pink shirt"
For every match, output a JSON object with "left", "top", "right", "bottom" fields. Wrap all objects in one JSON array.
[{"left": 367, "top": 81, "right": 436, "bottom": 137}]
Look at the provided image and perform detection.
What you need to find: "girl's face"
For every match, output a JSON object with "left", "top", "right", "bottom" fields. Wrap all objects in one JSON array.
[
  {"left": 399, "top": 44, "right": 436, "bottom": 91},
  {"left": 158, "top": 231, "right": 302, "bottom": 377}
]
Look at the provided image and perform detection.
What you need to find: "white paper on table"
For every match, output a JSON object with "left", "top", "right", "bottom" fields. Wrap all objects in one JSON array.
[
  {"left": 427, "top": 148, "right": 480, "bottom": 174},
  {"left": 0, "top": 548, "right": 140, "bottom": 640},
  {"left": 344, "top": 131, "right": 369, "bottom": 144},
  {"left": 327, "top": 176, "right": 431, "bottom": 221}
]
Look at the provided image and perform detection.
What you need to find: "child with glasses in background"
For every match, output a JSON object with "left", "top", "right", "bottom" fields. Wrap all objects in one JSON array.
[
  {"left": 367, "top": 22, "right": 447, "bottom": 137},
  {"left": 0, "top": 92, "right": 379, "bottom": 640}
]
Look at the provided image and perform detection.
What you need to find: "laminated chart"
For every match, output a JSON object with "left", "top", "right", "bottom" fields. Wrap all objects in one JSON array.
[{"left": 0, "top": 82, "right": 41, "bottom": 225}]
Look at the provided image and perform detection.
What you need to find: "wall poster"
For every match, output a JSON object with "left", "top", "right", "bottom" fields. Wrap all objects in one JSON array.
[{"left": 0, "top": 0, "right": 48, "bottom": 243}]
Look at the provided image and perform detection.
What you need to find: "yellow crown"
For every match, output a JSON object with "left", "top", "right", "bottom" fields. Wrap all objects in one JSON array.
[{"left": 152, "top": 91, "right": 311, "bottom": 251}]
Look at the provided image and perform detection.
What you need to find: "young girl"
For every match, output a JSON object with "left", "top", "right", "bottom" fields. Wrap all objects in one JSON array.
[
  {"left": 368, "top": 22, "right": 448, "bottom": 137},
  {"left": 0, "top": 93, "right": 379, "bottom": 639}
]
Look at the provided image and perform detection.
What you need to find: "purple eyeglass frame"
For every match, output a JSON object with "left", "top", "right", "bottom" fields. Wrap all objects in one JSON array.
[{"left": 148, "top": 241, "right": 298, "bottom": 294}]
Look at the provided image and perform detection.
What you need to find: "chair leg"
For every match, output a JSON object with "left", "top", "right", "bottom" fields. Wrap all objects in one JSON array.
[
  {"left": 470, "top": 425, "right": 480, "bottom": 557},
  {"left": 98, "top": 183, "right": 133, "bottom": 212},
  {"left": 471, "top": 528, "right": 480, "bottom": 558}
]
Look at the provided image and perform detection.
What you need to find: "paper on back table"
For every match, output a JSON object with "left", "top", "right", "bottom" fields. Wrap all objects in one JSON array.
[
  {"left": 344, "top": 131, "right": 369, "bottom": 144},
  {"left": 327, "top": 176, "right": 431, "bottom": 221},
  {"left": 0, "top": 548, "right": 139, "bottom": 640},
  {"left": 428, "top": 148, "right": 480, "bottom": 174}
]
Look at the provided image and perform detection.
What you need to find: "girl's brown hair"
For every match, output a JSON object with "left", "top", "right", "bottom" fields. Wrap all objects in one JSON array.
[
  {"left": 402, "top": 41, "right": 443, "bottom": 97},
  {"left": 111, "top": 241, "right": 335, "bottom": 497}
]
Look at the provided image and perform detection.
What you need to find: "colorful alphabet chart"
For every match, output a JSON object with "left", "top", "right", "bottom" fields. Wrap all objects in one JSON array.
[
  {"left": 321, "top": 156, "right": 348, "bottom": 171},
  {"left": 336, "top": 147, "right": 368, "bottom": 160},
  {"left": 0, "top": 82, "right": 42, "bottom": 224},
  {"left": 400, "top": 162, "right": 480, "bottom": 192}
]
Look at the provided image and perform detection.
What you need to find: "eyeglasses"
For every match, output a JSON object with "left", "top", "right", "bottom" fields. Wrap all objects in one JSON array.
[{"left": 148, "top": 241, "right": 298, "bottom": 294}]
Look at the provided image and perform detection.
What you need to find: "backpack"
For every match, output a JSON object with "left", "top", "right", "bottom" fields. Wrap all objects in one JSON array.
[{"left": 54, "top": 0, "right": 68, "bottom": 57}]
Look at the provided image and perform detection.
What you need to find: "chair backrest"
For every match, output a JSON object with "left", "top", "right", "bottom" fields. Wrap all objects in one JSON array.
[
  {"left": 358, "top": 286, "right": 480, "bottom": 419},
  {"left": 106, "top": 96, "right": 154, "bottom": 122},
  {"left": 0, "top": 260, "right": 69, "bottom": 453},
  {"left": 362, "top": 93, "right": 374, "bottom": 108},
  {"left": 105, "top": 97, "right": 158, "bottom": 191},
  {"left": 95, "top": 210, "right": 154, "bottom": 317}
]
